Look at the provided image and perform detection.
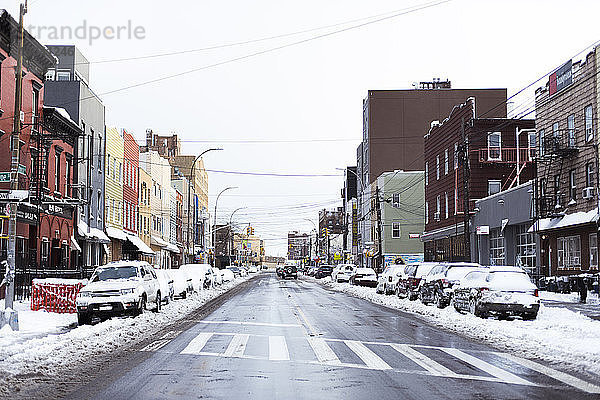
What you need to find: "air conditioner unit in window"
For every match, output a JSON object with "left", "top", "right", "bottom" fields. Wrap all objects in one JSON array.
[
  {"left": 582, "top": 187, "right": 595, "bottom": 199},
  {"left": 434, "top": 212, "right": 440, "bottom": 221}
]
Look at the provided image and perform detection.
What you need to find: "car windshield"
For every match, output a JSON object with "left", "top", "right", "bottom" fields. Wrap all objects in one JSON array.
[
  {"left": 91, "top": 266, "right": 138, "bottom": 282},
  {"left": 487, "top": 271, "right": 530, "bottom": 283},
  {"left": 447, "top": 267, "right": 481, "bottom": 281}
]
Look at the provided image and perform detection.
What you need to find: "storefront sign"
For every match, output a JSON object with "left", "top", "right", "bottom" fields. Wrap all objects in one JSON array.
[
  {"left": 0, "top": 190, "right": 29, "bottom": 201},
  {"left": 408, "top": 233, "right": 420, "bottom": 239},
  {"left": 0, "top": 172, "right": 10, "bottom": 183},
  {"left": 549, "top": 60, "right": 572, "bottom": 96},
  {"left": 42, "top": 203, "right": 74, "bottom": 219},
  {"left": 17, "top": 203, "right": 38, "bottom": 225},
  {"left": 352, "top": 203, "right": 358, "bottom": 246},
  {"left": 477, "top": 225, "right": 490, "bottom": 235}
]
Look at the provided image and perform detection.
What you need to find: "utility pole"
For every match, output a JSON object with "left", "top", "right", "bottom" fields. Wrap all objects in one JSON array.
[
  {"left": 375, "top": 186, "right": 383, "bottom": 273},
  {"left": 460, "top": 117, "right": 471, "bottom": 262},
  {"left": 4, "top": 1, "right": 27, "bottom": 330}
]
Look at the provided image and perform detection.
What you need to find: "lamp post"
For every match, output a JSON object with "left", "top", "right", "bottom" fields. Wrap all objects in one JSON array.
[
  {"left": 304, "top": 218, "right": 317, "bottom": 264},
  {"left": 212, "top": 186, "right": 237, "bottom": 266},
  {"left": 186, "top": 148, "right": 222, "bottom": 264},
  {"left": 228, "top": 207, "right": 246, "bottom": 266}
]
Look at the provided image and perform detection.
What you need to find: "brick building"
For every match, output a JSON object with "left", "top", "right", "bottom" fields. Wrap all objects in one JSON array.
[
  {"left": 422, "top": 97, "right": 535, "bottom": 262},
  {"left": 533, "top": 49, "right": 599, "bottom": 276}
]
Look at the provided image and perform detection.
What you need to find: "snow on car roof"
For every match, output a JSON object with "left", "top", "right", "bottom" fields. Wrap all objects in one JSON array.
[
  {"left": 488, "top": 265, "right": 527, "bottom": 273},
  {"left": 100, "top": 260, "right": 150, "bottom": 268}
]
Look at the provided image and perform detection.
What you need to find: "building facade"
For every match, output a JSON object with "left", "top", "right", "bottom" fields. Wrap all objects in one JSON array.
[
  {"left": 534, "top": 49, "right": 599, "bottom": 276},
  {"left": 422, "top": 97, "right": 535, "bottom": 262},
  {"left": 104, "top": 127, "right": 125, "bottom": 261},
  {"left": 287, "top": 231, "right": 310, "bottom": 261}
]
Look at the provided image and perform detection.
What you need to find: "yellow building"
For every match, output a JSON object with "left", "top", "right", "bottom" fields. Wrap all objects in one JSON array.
[
  {"left": 104, "top": 127, "right": 124, "bottom": 261},
  {"left": 138, "top": 167, "right": 153, "bottom": 263}
]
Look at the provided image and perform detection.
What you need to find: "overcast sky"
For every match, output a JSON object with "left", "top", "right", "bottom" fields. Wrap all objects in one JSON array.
[{"left": 5, "top": 0, "right": 600, "bottom": 256}]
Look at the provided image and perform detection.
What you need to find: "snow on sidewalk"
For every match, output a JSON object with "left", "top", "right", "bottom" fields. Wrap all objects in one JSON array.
[
  {"left": 0, "top": 276, "right": 249, "bottom": 382},
  {"left": 317, "top": 277, "right": 600, "bottom": 378}
]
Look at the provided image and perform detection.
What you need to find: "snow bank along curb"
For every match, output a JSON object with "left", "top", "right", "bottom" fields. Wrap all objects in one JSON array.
[
  {"left": 0, "top": 275, "right": 252, "bottom": 382},
  {"left": 314, "top": 277, "right": 600, "bottom": 378}
]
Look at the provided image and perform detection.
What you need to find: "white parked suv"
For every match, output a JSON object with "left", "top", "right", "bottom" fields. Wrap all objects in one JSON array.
[
  {"left": 76, "top": 261, "right": 162, "bottom": 325},
  {"left": 376, "top": 264, "right": 405, "bottom": 295},
  {"left": 332, "top": 264, "right": 355, "bottom": 283}
]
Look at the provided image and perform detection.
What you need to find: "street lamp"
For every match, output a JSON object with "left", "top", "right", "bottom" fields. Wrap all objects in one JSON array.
[
  {"left": 186, "top": 148, "right": 222, "bottom": 264},
  {"left": 212, "top": 186, "right": 237, "bottom": 266},
  {"left": 228, "top": 207, "right": 246, "bottom": 266}
]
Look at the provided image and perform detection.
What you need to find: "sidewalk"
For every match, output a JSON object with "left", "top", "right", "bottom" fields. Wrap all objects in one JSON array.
[{"left": 540, "top": 291, "right": 600, "bottom": 321}]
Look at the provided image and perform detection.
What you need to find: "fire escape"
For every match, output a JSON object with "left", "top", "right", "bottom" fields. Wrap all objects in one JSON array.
[{"left": 537, "top": 129, "right": 579, "bottom": 218}]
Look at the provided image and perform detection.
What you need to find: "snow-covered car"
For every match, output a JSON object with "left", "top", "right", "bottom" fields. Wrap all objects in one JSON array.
[
  {"left": 227, "top": 266, "right": 242, "bottom": 278},
  {"left": 221, "top": 269, "right": 235, "bottom": 282},
  {"left": 180, "top": 264, "right": 214, "bottom": 290},
  {"left": 332, "top": 264, "right": 355, "bottom": 283},
  {"left": 153, "top": 268, "right": 174, "bottom": 304},
  {"left": 170, "top": 269, "right": 193, "bottom": 298},
  {"left": 376, "top": 264, "right": 404, "bottom": 295},
  {"left": 249, "top": 266, "right": 258, "bottom": 273},
  {"left": 419, "top": 263, "right": 485, "bottom": 308},
  {"left": 349, "top": 267, "right": 378, "bottom": 287},
  {"left": 395, "top": 262, "right": 438, "bottom": 300},
  {"left": 280, "top": 264, "right": 298, "bottom": 279},
  {"left": 76, "top": 261, "right": 161, "bottom": 325},
  {"left": 453, "top": 266, "right": 540, "bottom": 319}
]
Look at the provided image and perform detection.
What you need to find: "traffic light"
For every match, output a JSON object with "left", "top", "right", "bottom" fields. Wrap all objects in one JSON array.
[
  {"left": 246, "top": 226, "right": 251, "bottom": 235},
  {"left": 250, "top": 227, "right": 254, "bottom": 235}
]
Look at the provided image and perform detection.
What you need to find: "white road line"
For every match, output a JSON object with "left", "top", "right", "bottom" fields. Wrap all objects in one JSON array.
[
  {"left": 269, "top": 335, "right": 290, "bottom": 361},
  {"left": 180, "top": 332, "right": 213, "bottom": 355},
  {"left": 497, "top": 353, "right": 600, "bottom": 394},
  {"left": 139, "top": 339, "right": 171, "bottom": 352},
  {"left": 308, "top": 337, "right": 341, "bottom": 365},
  {"left": 223, "top": 334, "right": 250, "bottom": 358},
  {"left": 345, "top": 340, "right": 392, "bottom": 370},
  {"left": 161, "top": 330, "right": 181, "bottom": 340},
  {"left": 442, "top": 348, "right": 536, "bottom": 386},
  {"left": 295, "top": 306, "right": 319, "bottom": 336},
  {"left": 391, "top": 344, "right": 458, "bottom": 377},
  {"left": 197, "top": 320, "right": 301, "bottom": 328}
]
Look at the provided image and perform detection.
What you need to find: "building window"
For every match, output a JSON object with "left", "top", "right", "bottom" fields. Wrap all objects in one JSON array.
[
  {"left": 516, "top": 224, "right": 536, "bottom": 274},
  {"left": 97, "top": 191, "right": 102, "bottom": 223},
  {"left": 552, "top": 122, "right": 559, "bottom": 138},
  {"left": 585, "top": 105, "right": 593, "bottom": 142},
  {"left": 444, "top": 149, "right": 449, "bottom": 175},
  {"left": 489, "top": 228, "right": 505, "bottom": 266},
  {"left": 55, "top": 150, "right": 61, "bottom": 193},
  {"left": 392, "top": 193, "right": 400, "bottom": 208},
  {"left": 454, "top": 142, "right": 459, "bottom": 170},
  {"left": 436, "top": 195, "right": 440, "bottom": 221},
  {"left": 540, "top": 178, "right": 547, "bottom": 197},
  {"left": 487, "top": 132, "right": 501, "bottom": 160},
  {"left": 65, "top": 158, "right": 71, "bottom": 197},
  {"left": 528, "top": 132, "right": 536, "bottom": 160},
  {"left": 538, "top": 129, "right": 545, "bottom": 156},
  {"left": 569, "top": 169, "right": 576, "bottom": 201},
  {"left": 392, "top": 222, "right": 401, "bottom": 239},
  {"left": 586, "top": 163, "right": 594, "bottom": 188},
  {"left": 425, "top": 202, "right": 428, "bottom": 225},
  {"left": 557, "top": 235, "right": 581, "bottom": 269},
  {"left": 567, "top": 114, "right": 575, "bottom": 147},
  {"left": 444, "top": 192, "right": 448, "bottom": 219},
  {"left": 32, "top": 87, "right": 40, "bottom": 126},
  {"left": 425, "top": 162, "right": 429, "bottom": 186},
  {"left": 590, "top": 233, "right": 598, "bottom": 269},
  {"left": 41, "top": 238, "right": 49, "bottom": 266},
  {"left": 436, "top": 156, "right": 440, "bottom": 180},
  {"left": 56, "top": 71, "right": 70, "bottom": 81},
  {"left": 488, "top": 180, "right": 501, "bottom": 196}
]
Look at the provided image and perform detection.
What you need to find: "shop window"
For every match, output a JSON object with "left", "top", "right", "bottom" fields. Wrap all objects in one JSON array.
[
  {"left": 590, "top": 234, "right": 598, "bottom": 269},
  {"left": 489, "top": 228, "right": 505, "bottom": 266},
  {"left": 392, "top": 223, "right": 401, "bottom": 239},
  {"left": 557, "top": 235, "right": 581, "bottom": 269},
  {"left": 516, "top": 224, "right": 536, "bottom": 274}
]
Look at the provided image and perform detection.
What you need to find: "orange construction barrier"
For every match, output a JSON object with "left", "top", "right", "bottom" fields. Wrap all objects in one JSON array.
[{"left": 30, "top": 278, "right": 86, "bottom": 313}]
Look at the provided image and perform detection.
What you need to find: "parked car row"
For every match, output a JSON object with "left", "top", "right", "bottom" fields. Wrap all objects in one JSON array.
[
  {"left": 75, "top": 261, "right": 252, "bottom": 325},
  {"left": 328, "top": 261, "right": 541, "bottom": 320}
]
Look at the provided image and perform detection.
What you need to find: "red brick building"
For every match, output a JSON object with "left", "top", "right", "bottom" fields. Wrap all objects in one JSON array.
[{"left": 422, "top": 97, "right": 535, "bottom": 261}]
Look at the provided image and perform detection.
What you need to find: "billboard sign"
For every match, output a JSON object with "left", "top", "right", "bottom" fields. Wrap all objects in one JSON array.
[
  {"left": 549, "top": 60, "right": 572, "bottom": 96},
  {"left": 352, "top": 203, "right": 358, "bottom": 246}
]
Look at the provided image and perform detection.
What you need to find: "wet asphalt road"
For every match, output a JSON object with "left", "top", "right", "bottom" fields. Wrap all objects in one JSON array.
[{"left": 65, "top": 272, "right": 600, "bottom": 399}]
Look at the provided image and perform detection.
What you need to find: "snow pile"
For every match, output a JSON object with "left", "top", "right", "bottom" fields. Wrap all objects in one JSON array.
[
  {"left": 319, "top": 279, "right": 600, "bottom": 377},
  {"left": 540, "top": 290, "right": 599, "bottom": 305},
  {"left": 0, "top": 276, "right": 250, "bottom": 384}
]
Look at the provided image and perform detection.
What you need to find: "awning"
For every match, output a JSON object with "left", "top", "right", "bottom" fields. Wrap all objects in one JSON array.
[
  {"left": 126, "top": 234, "right": 155, "bottom": 255},
  {"left": 151, "top": 236, "right": 168, "bottom": 247},
  {"left": 106, "top": 227, "right": 128, "bottom": 241},
  {"left": 78, "top": 221, "right": 111, "bottom": 243},
  {"left": 165, "top": 243, "right": 180, "bottom": 254},
  {"left": 529, "top": 210, "right": 599, "bottom": 233},
  {"left": 71, "top": 235, "right": 81, "bottom": 252},
  {"left": 421, "top": 223, "right": 464, "bottom": 242}
]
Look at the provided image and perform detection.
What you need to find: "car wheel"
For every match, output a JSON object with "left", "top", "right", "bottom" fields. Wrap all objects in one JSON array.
[
  {"left": 522, "top": 312, "right": 537, "bottom": 321},
  {"left": 395, "top": 286, "right": 400, "bottom": 297},
  {"left": 419, "top": 289, "right": 429, "bottom": 305},
  {"left": 137, "top": 296, "right": 147, "bottom": 316},
  {"left": 77, "top": 312, "right": 91, "bottom": 325},
  {"left": 181, "top": 291, "right": 187, "bottom": 299},
  {"left": 435, "top": 292, "right": 446, "bottom": 309},
  {"left": 408, "top": 293, "right": 418, "bottom": 301},
  {"left": 153, "top": 293, "right": 161, "bottom": 313},
  {"left": 469, "top": 298, "right": 485, "bottom": 318},
  {"left": 453, "top": 300, "right": 464, "bottom": 314}
]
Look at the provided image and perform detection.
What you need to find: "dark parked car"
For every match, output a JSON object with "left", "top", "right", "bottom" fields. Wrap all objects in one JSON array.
[
  {"left": 280, "top": 264, "right": 298, "bottom": 279},
  {"left": 395, "top": 262, "right": 438, "bottom": 300},
  {"left": 315, "top": 265, "right": 334, "bottom": 279},
  {"left": 419, "top": 263, "right": 485, "bottom": 308}
]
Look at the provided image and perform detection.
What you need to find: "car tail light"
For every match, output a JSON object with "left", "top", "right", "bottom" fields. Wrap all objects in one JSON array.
[
  {"left": 534, "top": 289, "right": 539, "bottom": 297},
  {"left": 479, "top": 287, "right": 489, "bottom": 292},
  {"left": 409, "top": 277, "right": 420, "bottom": 287},
  {"left": 441, "top": 279, "right": 450, "bottom": 287}
]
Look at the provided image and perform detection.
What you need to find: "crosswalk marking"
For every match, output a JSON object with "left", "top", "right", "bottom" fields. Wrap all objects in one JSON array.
[
  {"left": 496, "top": 352, "right": 600, "bottom": 394},
  {"left": 390, "top": 344, "right": 458, "bottom": 377},
  {"left": 223, "top": 334, "right": 249, "bottom": 358},
  {"left": 197, "top": 320, "right": 301, "bottom": 328},
  {"left": 442, "top": 348, "right": 535, "bottom": 386},
  {"left": 344, "top": 340, "right": 392, "bottom": 370},
  {"left": 308, "top": 337, "right": 341, "bottom": 365},
  {"left": 181, "top": 332, "right": 213, "bottom": 355},
  {"left": 268, "top": 335, "right": 290, "bottom": 361}
]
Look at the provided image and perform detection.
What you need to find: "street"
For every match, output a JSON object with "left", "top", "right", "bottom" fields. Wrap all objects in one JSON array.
[{"left": 50, "top": 272, "right": 600, "bottom": 400}]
